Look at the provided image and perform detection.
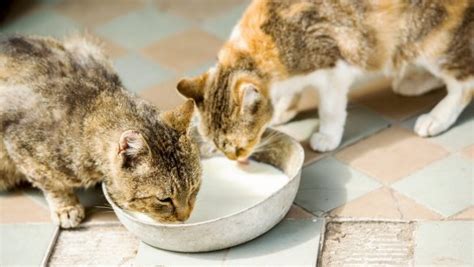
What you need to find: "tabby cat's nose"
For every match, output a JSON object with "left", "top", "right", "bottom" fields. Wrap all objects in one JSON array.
[{"left": 236, "top": 147, "right": 246, "bottom": 157}]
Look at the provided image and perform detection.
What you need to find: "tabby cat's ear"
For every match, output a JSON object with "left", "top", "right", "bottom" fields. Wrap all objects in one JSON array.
[
  {"left": 160, "top": 99, "right": 195, "bottom": 135},
  {"left": 177, "top": 74, "right": 207, "bottom": 103},
  {"left": 118, "top": 130, "right": 148, "bottom": 165}
]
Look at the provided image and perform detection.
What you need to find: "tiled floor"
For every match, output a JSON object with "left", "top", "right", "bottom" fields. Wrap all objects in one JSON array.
[{"left": 1, "top": 0, "right": 473, "bottom": 266}]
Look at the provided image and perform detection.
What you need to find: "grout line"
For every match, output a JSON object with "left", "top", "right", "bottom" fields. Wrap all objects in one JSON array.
[
  {"left": 315, "top": 218, "right": 327, "bottom": 267},
  {"left": 41, "top": 225, "right": 60, "bottom": 267}
]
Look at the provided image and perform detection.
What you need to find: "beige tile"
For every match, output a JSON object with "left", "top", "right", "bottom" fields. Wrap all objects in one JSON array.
[
  {"left": 301, "top": 140, "right": 325, "bottom": 167},
  {"left": 138, "top": 78, "right": 185, "bottom": 111},
  {"left": 330, "top": 187, "right": 443, "bottom": 220},
  {"left": 450, "top": 206, "right": 474, "bottom": 220},
  {"left": 462, "top": 145, "right": 474, "bottom": 161},
  {"left": 54, "top": 0, "right": 145, "bottom": 27},
  {"left": 154, "top": 0, "right": 247, "bottom": 22},
  {"left": 84, "top": 208, "right": 118, "bottom": 223},
  {"left": 84, "top": 34, "right": 128, "bottom": 59},
  {"left": 98, "top": 37, "right": 128, "bottom": 60},
  {"left": 335, "top": 127, "right": 449, "bottom": 184},
  {"left": 141, "top": 28, "right": 223, "bottom": 73},
  {"left": 284, "top": 205, "right": 315, "bottom": 220},
  {"left": 350, "top": 84, "right": 446, "bottom": 121},
  {"left": 0, "top": 192, "right": 50, "bottom": 223}
]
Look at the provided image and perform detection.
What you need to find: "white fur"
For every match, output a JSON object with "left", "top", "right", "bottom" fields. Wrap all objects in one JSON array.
[
  {"left": 411, "top": 57, "right": 473, "bottom": 137},
  {"left": 241, "top": 84, "right": 260, "bottom": 108},
  {"left": 270, "top": 51, "right": 472, "bottom": 152},
  {"left": 271, "top": 61, "right": 363, "bottom": 152},
  {"left": 229, "top": 24, "right": 249, "bottom": 51}
]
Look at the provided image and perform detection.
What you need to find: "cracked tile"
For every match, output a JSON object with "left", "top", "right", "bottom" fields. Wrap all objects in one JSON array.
[{"left": 330, "top": 187, "right": 442, "bottom": 220}]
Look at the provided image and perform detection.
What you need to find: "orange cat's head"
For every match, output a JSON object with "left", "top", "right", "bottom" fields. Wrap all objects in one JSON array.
[{"left": 177, "top": 64, "right": 273, "bottom": 161}]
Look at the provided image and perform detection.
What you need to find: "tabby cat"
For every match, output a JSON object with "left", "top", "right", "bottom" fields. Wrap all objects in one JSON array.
[
  {"left": 177, "top": 0, "right": 473, "bottom": 160},
  {"left": 0, "top": 35, "right": 201, "bottom": 228}
]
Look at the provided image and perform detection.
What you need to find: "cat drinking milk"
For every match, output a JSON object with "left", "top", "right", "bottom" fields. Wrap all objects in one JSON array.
[{"left": 177, "top": 0, "right": 473, "bottom": 160}]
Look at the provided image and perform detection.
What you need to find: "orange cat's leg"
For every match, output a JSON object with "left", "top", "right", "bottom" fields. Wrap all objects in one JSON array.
[
  {"left": 415, "top": 78, "right": 472, "bottom": 137},
  {"left": 309, "top": 61, "right": 361, "bottom": 152}
]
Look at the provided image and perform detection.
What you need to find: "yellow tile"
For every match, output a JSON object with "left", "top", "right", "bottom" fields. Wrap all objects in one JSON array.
[
  {"left": 155, "top": 0, "right": 247, "bottom": 22},
  {"left": 0, "top": 191, "right": 50, "bottom": 223},
  {"left": 141, "top": 28, "right": 223, "bottom": 72},
  {"left": 54, "top": 0, "right": 145, "bottom": 27},
  {"left": 450, "top": 206, "right": 474, "bottom": 220},
  {"left": 284, "top": 205, "right": 314, "bottom": 220},
  {"left": 335, "top": 127, "right": 449, "bottom": 184},
  {"left": 138, "top": 78, "right": 186, "bottom": 111},
  {"left": 462, "top": 145, "right": 474, "bottom": 161}
]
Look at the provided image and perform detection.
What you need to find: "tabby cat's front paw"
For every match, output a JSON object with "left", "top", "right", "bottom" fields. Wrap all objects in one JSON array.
[
  {"left": 51, "top": 204, "right": 85, "bottom": 228},
  {"left": 310, "top": 132, "right": 341, "bottom": 152}
]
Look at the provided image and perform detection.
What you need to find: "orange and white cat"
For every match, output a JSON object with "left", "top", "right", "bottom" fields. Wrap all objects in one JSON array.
[{"left": 178, "top": 0, "right": 473, "bottom": 159}]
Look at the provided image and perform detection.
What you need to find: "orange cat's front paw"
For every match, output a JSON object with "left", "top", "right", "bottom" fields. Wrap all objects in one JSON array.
[
  {"left": 310, "top": 132, "right": 340, "bottom": 152},
  {"left": 51, "top": 204, "right": 85, "bottom": 228}
]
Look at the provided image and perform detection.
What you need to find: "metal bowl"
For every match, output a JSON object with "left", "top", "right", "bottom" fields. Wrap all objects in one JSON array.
[{"left": 102, "top": 129, "right": 304, "bottom": 252}]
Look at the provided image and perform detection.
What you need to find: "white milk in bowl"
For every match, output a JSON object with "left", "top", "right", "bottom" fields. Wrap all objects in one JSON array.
[
  {"left": 186, "top": 157, "right": 288, "bottom": 223},
  {"left": 127, "top": 157, "right": 289, "bottom": 224}
]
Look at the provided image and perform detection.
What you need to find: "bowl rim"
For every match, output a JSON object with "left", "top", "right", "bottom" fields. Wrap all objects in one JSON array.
[{"left": 102, "top": 130, "right": 304, "bottom": 228}]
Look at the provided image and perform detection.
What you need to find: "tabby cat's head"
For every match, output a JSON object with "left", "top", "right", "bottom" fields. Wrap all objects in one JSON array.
[
  {"left": 177, "top": 65, "right": 273, "bottom": 161},
  {"left": 107, "top": 100, "right": 202, "bottom": 223}
]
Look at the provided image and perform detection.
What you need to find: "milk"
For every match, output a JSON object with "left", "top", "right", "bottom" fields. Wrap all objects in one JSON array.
[
  {"left": 129, "top": 157, "right": 288, "bottom": 224},
  {"left": 188, "top": 157, "right": 288, "bottom": 223}
]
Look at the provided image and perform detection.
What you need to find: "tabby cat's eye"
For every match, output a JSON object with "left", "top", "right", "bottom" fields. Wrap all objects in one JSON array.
[{"left": 158, "top": 197, "right": 173, "bottom": 204}]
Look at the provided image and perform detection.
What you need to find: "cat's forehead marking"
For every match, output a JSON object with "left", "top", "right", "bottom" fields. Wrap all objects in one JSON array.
[{"left": 229, "top": 24, "right": 249, "bottom": 51}]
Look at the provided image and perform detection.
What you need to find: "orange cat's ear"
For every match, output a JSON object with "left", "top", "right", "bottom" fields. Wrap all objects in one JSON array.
[
  {"left": 177, "top": 74, "right": 207, "bottom": 103},
  {"left": 236, "top": 83, "right": 262, "bottom": 112},
  {"left": 118, "top": 130, "right": 148, "bottom": 160},
  {"left": 160, "top": 99, "right": 195, "bottom": 134}
]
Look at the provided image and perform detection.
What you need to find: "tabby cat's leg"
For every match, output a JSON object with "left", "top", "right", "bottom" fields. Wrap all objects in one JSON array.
[
  {"left": 7, "top": 151, "right": 85, "bottom": 228},
  {"left": 0, "top": 138, "right": 26, "bottom": 191},
  {"left": 41, "top": 186, "right": 85, "bottom": 228},
  {"left": 415, "top": 78, "right": 472, "bottom": 137},
  {"left": 392, "top": 65, "right": 444, "bottom": 96}
]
